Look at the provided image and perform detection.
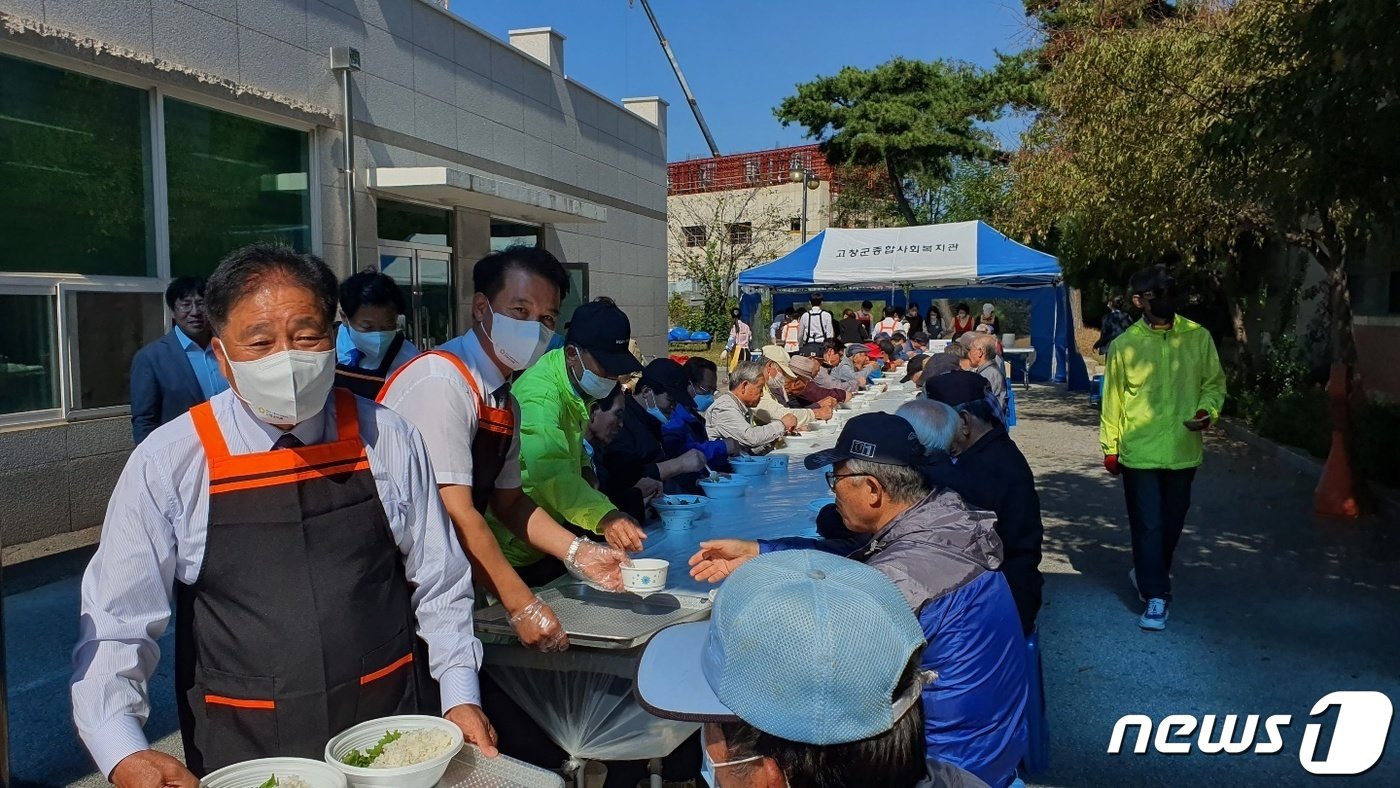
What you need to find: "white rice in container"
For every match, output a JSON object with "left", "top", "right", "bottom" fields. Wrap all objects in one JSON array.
[
  {"left": 370, "top": 728, "right": 456, "bottom": 767},
  {"left": 267, "top": 777, "right": 312, "bottom": 788}
]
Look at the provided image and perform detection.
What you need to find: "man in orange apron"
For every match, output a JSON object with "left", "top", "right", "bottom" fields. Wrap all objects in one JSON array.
[
  {"left": 72, "top": 245, "right": 495, "bottom": 786},
  {"left": 378, "top": 246, "right": 627, "bottom": 652}
]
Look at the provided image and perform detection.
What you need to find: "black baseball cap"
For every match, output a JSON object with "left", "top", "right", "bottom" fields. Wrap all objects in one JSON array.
[
  {"left": 924, "top": 370, "right": 991, "bottom": 407},
  {"left": 804, "top": 413, "right": 926, "bottom": 470},
  {"left": 639, "top": 358, "right": 696, "bottom": 411},
  {"left": 900, "top": 354, "right": 928, "bottom": 383},
  {"left": 566, "top": 300, "right": 643, "bottom": 376}
]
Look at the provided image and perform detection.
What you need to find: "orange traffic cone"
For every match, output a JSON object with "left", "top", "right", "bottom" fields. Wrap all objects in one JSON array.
[{"left": 1315, "top": 362, "right": 1364, "bottom": 517}]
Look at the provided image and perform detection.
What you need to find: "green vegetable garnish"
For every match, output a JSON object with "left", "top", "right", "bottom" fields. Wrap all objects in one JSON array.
[
  {"left": 341, "top": 729, "right": 404, "bottom": 767},
  {"left": 258, "top": 778, "right": 278, "bottom": 788}
]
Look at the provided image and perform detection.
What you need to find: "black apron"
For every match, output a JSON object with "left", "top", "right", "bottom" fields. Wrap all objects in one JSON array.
[
  {"left": 175, "top": 388, "right": 420, "bottom": 775},
  {"left": 334, "top": 332, "right": 407, "bottom": 399}
]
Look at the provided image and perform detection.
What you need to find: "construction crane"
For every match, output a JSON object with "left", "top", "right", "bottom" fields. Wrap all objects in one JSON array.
[{"left": 630, "top": 0, "right": 721, "bottom": 157}]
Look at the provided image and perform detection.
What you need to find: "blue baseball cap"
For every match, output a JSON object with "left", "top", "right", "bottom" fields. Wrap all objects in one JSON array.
[{"left": 635, "top": 551, "right": 926, "bottom": 745}]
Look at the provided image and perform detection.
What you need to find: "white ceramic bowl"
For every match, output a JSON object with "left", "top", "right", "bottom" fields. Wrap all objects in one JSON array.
[
  {"left": 699, "top": 476, "right": 748, "bottom": 499},
  {"left": 622, "top": 558, "right": 670, "bottom": 593},
  {"left": 203, "top": 758, "right": 347, "bottom": 788},
  {"left": 653, "top": 494, "right": 707, "bottom": 512},
  {"left": 325, "top": 715, "right": 463, "bottom": 788}
]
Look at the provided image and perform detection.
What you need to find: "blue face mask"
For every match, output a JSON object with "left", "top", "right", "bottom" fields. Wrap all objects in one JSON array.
[
  {"left": 693, "top": 393, "right": 715, "bottom": 412},
  {"left": 646, "top": 406, "right": 668, "bottom": 423},
  {"left": 346, "top": 325, "right": 397, "bottom": 364}
]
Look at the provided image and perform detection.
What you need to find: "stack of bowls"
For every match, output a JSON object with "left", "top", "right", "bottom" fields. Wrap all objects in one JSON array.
[{"left": 653, "top": 494, "right": 708, "bottom": 530}]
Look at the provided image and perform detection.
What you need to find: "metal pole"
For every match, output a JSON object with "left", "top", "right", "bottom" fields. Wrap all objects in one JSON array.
[
  {"left": 800, "top": 174, "right": 810, "bottom": 243},
  {"left": 340, "top": 69, "right": 358, "bottom": 272},
  {"left": 636, "top": 0, "right": 722, "bottom": 157},
  {"left": 331, "top": 47, "right": 362, "bottom": 272},
  {"left": 0, "top": 545, "right": 10, "bottom": 788}
]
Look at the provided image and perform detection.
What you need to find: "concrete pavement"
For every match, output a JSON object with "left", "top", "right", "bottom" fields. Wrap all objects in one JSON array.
[{"left": 3, "top": 385, "right": 1397, "bottom": 786}]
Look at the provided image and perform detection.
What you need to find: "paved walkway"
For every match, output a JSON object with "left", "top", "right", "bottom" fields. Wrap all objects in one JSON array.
[{"left": 4, "top": 385, "right": 1397, "bottom": 786}]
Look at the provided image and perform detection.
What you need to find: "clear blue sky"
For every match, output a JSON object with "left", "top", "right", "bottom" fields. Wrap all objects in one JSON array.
[{"left": 450, "top": 0, "right": 1039, "bottom": 161}]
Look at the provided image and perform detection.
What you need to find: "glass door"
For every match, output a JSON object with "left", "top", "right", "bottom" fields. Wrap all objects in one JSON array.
[{"left": 377, "top": 243, "right": 454, "bottom": 350}]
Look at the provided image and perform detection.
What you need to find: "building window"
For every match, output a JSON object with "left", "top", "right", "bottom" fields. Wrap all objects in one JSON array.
[
  {"left": 683, "top": 226, "right": 708, "bottom": 247},
  {"left": 728, "top": 222, "right": 753, "bottom": 245},
  {"left": 0, "top": 293, "right": 60, "bottom": 416},
  {"left": 559, "top": 263, "right": 590, "bottom": 330},
  {"left": 61, "top": 286, "right": 166, "bottom": 412},
  {"left": 744, "top": 158, "right": 759, "bottom": 185},
  {"left": 165, "top": 98, "right": 311, "bottom": 277},
  {"left": 699, "top": 162, "right": 715, "bottom": 189},
  {"left": 0, "top": 53, "right": 156, "bottom": 277},
  {"left": 790, "top": 217, "right": 802, "bottom": 233},
  {"left": 490, "top": 218, "right": 541, "bottom": 252}
]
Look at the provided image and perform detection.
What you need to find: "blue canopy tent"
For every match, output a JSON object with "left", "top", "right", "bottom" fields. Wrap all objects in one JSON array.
[{"left": 738, "top": 221, "right": 1089, "bottom": 389}]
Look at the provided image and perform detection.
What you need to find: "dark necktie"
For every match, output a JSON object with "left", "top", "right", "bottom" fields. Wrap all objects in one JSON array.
[
  {"left": 273, "top": 433, "right": 304, "bottom": 450},
  {"left": 492, "top": 383, "right": 511, "bottom": 408}
]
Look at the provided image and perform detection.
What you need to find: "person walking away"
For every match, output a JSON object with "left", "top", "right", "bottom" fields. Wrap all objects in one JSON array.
[
  {"left": 724, "top": 307, "right": 753, "bottom": 372},
  {"left": 74, "top": 246, "right": 496, "bottom": 784},
  {"left": 798, "top": 294, "right": 836, "bottom": 355},
  {"left": 781, "top": 308, "right": 804, "bottom": 353},
  {"left": 1094, "top": 296, "right": 1134, "bottom": 355},
  {"left": 129, "top": 277, "right": 230, "bottom": 444},
  {"left": 334, "top": 269, "right": 419, "bottom": 397},
  {"left": 875, "top": 307, "right": 901, "bottom": 339},
  {"left": 1100, "top": 265, "right": 1226, "bottom": 631},
  {"left": 838, "top": 308, "right": 869, "bottom": 343},
  {"left": 378, "top": 247, "right": 627, "bottom": 651}
]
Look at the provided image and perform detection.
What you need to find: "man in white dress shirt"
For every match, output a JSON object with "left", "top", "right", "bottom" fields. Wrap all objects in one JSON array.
[{"left": 71, "top": 244, "right": 496, "bottom": 786}]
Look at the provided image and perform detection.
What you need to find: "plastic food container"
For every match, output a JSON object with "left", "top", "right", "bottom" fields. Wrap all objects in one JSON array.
[
  {"left": 764, "top": 454, "right": 790, "bottom": 472},
  {"left": 202, "top": 758, "right": 347, "bottom": 788},
  {"left": 325, "top": 715, "right": 463, "bottom": 788},
  {"left": 729, "top": 456, "right": 770, "bottom": 477},
  {"left": 699, "top": 476, "right": 748, "bottom": 499},
  {"left": 621, "top": 558, "right": 670, "bottom": 593}
]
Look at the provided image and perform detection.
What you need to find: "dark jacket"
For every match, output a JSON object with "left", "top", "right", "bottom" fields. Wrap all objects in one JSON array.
[
  {"left": 924, "top": 429, "right": 1044, "bottom": 635},
  {"left": 660, "top": 405, "right": 731, "bottom": 477},
  {"left": 595, "top": 394, "right": 664, "bottom": 520},
  {"left": 792, "top": 379, "right": 846, "bottom": 408},
  {"left": 763, "top": 489, "right": 1028, "bottom": 788},
  {"left": 129, "top": 329, "right": 206, "bottom": 445},
  {"left": 838, "top": 315, "right": 869, "bottom": 343}
]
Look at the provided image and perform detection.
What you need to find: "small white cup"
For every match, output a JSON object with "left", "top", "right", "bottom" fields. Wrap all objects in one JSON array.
[{"left": 621, "top": 558, "right": 670, "bottom": 594}]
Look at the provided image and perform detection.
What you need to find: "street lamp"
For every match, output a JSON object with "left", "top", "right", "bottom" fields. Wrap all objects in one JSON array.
[{"left": 789, "top": 162, "right": 822, "bottom": 242}]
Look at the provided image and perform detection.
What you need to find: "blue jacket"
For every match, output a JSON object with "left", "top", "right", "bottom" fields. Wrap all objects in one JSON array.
[
  {"left": 761, "top": 489, "right": 1028, "bottom": 788},
  {"left": 129, "top": 329, "right": 207, "bottom": 445},
  {"left": 660, "top": 405, "right": 732, "bottom": 472}
]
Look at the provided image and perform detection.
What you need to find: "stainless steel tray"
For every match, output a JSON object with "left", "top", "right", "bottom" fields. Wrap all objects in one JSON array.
[
  {"left": 438, "top": 745, "right": 564, "bottom": 787},
  {"left": 475, "top": 583, "right": 712, "bottom": 649}
]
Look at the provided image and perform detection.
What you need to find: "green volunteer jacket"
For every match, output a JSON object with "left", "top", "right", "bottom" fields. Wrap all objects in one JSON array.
[
  {"left": 497, "top": 347, "right": 614, "bottom": 566},
  {"left": 1099, "top": 314, "right": 1227, "bottom": 470}
]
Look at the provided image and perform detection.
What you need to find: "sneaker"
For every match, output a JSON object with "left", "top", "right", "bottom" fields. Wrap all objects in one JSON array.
[
  {"left": 1128, "top": 568, "right": 1144, "bottom": 602},
  {"left": 1139, "top": 598, "right": 1168, "bottom": 631}
]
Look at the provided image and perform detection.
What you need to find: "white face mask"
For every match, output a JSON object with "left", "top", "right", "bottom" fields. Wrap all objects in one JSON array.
[
  {"left": 571, "top": 347, "right": 618, "bottom": 400},
  {"left": 346, "top": 325, "right": 397, "bottom": 363},
  {"left": 485, "top": 310, "right": 554, "bottom": 371},
  {"left": 224, "top": 347, "right": 337, "bottom": 426}
]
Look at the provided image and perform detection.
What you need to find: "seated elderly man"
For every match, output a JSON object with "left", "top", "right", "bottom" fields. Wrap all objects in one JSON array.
[
  {"left": 916, "top": 374, "right": 1044, "bottom": 635},
  {"left": 814, "top": 339, "right": 862, "bottom": 393},
  {"left": 689, "top": 411, "right": 1029, "bottom": 787},
  {"left": 639, "top": 550, "right": 987, "bottom": 788},
  {"left": 755, "top": 345, "right": 832, "bottom": 426},
  {"left": 705, "top": 359, "right": 796, "bottom": 454},
  {"left": 789, "top": 354, "right": 850, "bottom": 409},
  {"left": 959, "top": 333, "right": 1008, "bottom": 418}
]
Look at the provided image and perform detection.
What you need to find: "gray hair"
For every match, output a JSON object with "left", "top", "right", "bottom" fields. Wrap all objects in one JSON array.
[
  {"left": 896, "top": 400, "right": 958, "bottom": 455},
  {"left": 844, "top": 458, "right": 931, "bottom": 505},
  {"left": 728, "top": 359, "right": 768, "bottom": 390},
  {"left": 944, "top": 341, "right": 969, "bottom": 360},
  {"left": 968, "top": 333, "right": 999, "bottom": 358}
]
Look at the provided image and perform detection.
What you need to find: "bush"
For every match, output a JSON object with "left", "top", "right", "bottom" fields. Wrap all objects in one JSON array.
[
  {"left": 667, "top": 293, "right": 700, "bottom": 331},
  {"left": 1253, "top": 387, "right": 1330, "bottom": 459}
]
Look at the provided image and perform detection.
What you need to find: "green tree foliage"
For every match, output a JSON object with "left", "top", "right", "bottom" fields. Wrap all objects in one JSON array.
[{"left": 774, "top": 58, "right": 1004, "bottom": 225}]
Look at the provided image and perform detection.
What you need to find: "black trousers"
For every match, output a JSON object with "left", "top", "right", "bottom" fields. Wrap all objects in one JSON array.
[{"left": 1121, "top": 466, "right": 1197, "bottom": 603}]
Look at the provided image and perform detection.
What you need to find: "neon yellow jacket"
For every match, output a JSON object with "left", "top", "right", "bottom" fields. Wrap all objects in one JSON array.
[
  {"left": 1099, "top": 315, "right": 1227, "bottom": 470},
  {"left": 497, "top": 348, "right": 614, "bottom": 566}
]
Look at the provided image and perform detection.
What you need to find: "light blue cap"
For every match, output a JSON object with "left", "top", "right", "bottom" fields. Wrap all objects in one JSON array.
[{"left": 635, "top": 550, "right": 925, "bottom": 745}]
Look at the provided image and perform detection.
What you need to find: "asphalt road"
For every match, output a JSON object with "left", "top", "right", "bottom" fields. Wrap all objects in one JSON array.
[{"left": 3, "top": 385, "right": 1397, "bottom": 786}]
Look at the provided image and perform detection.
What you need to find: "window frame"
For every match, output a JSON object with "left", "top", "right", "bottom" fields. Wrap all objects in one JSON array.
[
  {"left": 682, "top": 225, "right": 708, "bottom": 247},
  {"left": 57, "top": 277, "right": 172, "bottom": 421},
  {"left": 0, "top": 45, "right": 321, "bottom": 425}
]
